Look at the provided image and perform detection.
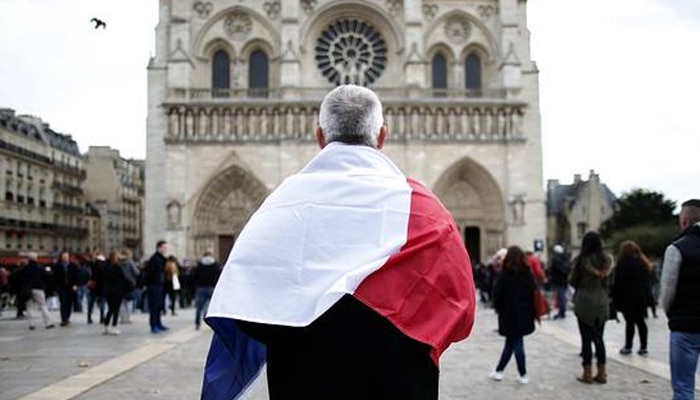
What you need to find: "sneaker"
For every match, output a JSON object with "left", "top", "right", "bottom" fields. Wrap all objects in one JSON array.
[
  {"left": 489, "top": 371, "right": 504, "bottom": 381},
  {"left": 29, "top": 326, "right": 36, "bottom": 330},
  {"left": 109, "top": 328, "right": 120, "bottom": 336},
  {"left": 158, "top": 325, "right": 170, "bottom": 331},
  {"left": 638, "top": 349, "right": 648, "bottom": 356},
  {"left": 517, "top": 375, "right": 529, "bottom": 385},
  {"left": 46, "top": 324, "right": 55, "bottom": 329},
  {"left": 619, "top": 347, "right": 632, "bottom": 355},
  {"left": 151, "top": 327, "right": 162, "bottom": 334}
]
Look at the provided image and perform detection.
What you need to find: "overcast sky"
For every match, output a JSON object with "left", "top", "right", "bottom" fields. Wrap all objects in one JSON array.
[{"left": 0, "top": 0, "right": 698, "bottom": 206}]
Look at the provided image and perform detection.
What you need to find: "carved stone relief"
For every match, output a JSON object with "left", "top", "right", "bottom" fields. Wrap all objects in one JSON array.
[
  {"left": 193, "top": 2, "right": 213, "bottom": 19},
  {"left": 510, "top": 195, "right": 526, "bottom": 226},
  {"left": 300, "top": 0, "right": 317, "bottom": 14},
  {"left": 386, "top": 0, "right": 403, "bottom": 17},
  {"left": 477, "top": 5, "right": 498, "bottom": 20},
  {"left": 444, "top": 16, "right": 470, "bottom": 44},
  {"left": 166, "top": 200, "right": 182, "bottom": 229},
  {"left": 263, "top": 0, "right": 281, "bottom": 19},
  {"left": 422, "top": 1, "right": 438, "bottom": 20},
  {"left": 223, "top": 11, "right": 252, "bottom": 41}
]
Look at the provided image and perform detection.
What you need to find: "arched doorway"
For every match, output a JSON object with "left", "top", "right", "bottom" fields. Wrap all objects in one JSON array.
[
  {"left": 192, "top": 165, "right": 269, "bottom": 261},
  {"left": 433, "top": 158, "right": 506, "bottom": 264}
]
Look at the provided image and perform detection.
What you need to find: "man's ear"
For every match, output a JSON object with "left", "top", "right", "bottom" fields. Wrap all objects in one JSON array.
[
  {"left": 376, "top": 125, "right": 387, "bottom": 149},
  {"left": 315, "top": 127, "right": 326, "bottom": 149}
]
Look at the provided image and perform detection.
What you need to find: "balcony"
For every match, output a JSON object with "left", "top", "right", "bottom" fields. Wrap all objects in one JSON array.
[
  {"left": 52, "top": 181, "right": 84, "bottom": 196},
  {"left": 52, "top": 202, "right": 84, "bottom": 214},
  {"left": 52, "top": 162, "right": 86, "bottom": 179}
]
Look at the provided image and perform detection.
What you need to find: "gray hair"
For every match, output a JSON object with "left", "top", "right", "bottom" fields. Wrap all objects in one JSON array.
[{"left": 318, "top": 85, "right": 384, "bottom": 147}]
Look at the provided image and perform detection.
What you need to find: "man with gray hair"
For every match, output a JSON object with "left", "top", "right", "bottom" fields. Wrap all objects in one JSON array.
[
  {"left": 201, "top": 85, "right": 476, "bottom": 400},
  {"left": 660, "top": 199, "right": 700, "bottom": 400}
]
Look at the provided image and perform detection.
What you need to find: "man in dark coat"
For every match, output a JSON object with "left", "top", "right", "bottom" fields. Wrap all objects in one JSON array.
[
  {"left": 22, "top": 253, "right": 55, "bottom": 329},
  {"left": 51, "top": 252, "right": 78, "bottom": 326},
  {"left": 549, "top": 244, "right": 571, "bottom": 319},
  {"left": 144, "top": 240, "right": 168, "bottom": 333},
  {"left": 192, "top": 249, "right": 221, "bottom": 330}
]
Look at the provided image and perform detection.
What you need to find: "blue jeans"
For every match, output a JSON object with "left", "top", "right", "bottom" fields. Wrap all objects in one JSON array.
[
  {"left": 495, "top": 335, "right": 526, "bottom": 376},
  {"left": 195, "top": 286, "right": 215, "bottom": 327},
  {"left": 74, "top": 285, "right": 86, "bottom": 312},
  {"left": 147, "top": 286, "right": 164, "bottom": 330},
  {"left": 670, "top": 331, "right": 700, "bottom": 400},
  {"left": 554, "top": 284, "right": 567, "bottom": 317}
]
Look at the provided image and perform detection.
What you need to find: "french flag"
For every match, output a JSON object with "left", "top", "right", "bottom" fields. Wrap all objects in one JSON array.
[{"left": 202, "top": 143, "right": 476, "bottom": 399}]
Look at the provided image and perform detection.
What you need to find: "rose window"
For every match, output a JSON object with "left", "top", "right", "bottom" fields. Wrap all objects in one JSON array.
[{"left": 315, "top": 19, "right": 387, "bottom": 86}]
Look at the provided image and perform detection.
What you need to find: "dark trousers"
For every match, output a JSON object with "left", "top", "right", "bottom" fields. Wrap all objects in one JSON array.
[
  {"left": 495, "top": 335, "right": 526, "bottom": 376},
  {"left": 578, "top": 318, "right": 607, "bottom": 365},
  {"left": 147, "top": 286, "right": 163, "bottom": 329},
  {"left": 622, "top": 310, "right": 648, "bottom": 350},
  {"left": 104, "top": 294, "right": 123, "bottom": 327},
  {"left": 57, "top": 287, "right": 73, "bottom": 323},
  {"left": 87, "top": 290, "right": 105, "bottom": 323}
]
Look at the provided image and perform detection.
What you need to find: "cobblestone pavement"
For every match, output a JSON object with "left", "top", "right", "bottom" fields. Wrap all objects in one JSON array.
[{"left": 1, "top": 302, "right": 696, "bottom": 400}]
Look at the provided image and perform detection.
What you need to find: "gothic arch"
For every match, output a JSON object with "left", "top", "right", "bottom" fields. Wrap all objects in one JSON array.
[
  {"left": 433, "top": 157, "right": 506, "bottom": 262},
  {"left": 423, "top": 10, "right": 499, "bottom": 60},
  {"left": 192, "top": 164, "right": 269, "bottom": 258}
]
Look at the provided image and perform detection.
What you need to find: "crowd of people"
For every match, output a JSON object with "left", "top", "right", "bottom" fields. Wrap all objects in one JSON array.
[{"left": 0, "top": 244, "right": 223, "bottom": 335}]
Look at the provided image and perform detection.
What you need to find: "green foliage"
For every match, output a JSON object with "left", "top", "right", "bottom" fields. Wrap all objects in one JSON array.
[
  {"left": 601, "top": 189, "right": 678, "bottom": 258},
  {"left": 600, "top": 188, "right": 677, "bottom": 239},
  {"left": 608, "top": 224, "right": 678, "bottom": 259}
]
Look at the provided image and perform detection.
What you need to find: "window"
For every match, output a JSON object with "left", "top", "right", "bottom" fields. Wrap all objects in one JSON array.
[
  {"left": 249, "top": 50, "right": 269, "bottom": 97},
  {"left": 17, "top": 195, "right": 24, "bottom": 204},
  {"left": 431, "top": 53, "right": 447, "bottom": 96},
  {"left": 212, "top": 50, "right": 230, "bottom": 95},
  {"left": 5, "top": 192, "right": 13, "bottom": 201},
  {"left": 465, "top": 53, "right": 482, "bottom": 91}
]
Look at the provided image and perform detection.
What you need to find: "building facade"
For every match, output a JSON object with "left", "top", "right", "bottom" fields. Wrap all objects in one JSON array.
[
  {"left": 83, "top": 147, "right": 145, "bottom": 258},
  {"left": 546, "top": 170, "right": 617, "bottom": 252},
  {"left": 146, "top": 0, "right": 545, "bottom": 264},
  {"left": 0, "top": 109, "right": 88, "bottom": 255}
]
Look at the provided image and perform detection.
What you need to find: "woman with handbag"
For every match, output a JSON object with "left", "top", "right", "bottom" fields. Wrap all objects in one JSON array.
[
  {"left": 611, "top": 241, "right": 654, "bottom": 356},
  {"left": 569, "top": 231, "right": 613, "bottom": 384},
  {"left": 489, "top": 246, "right": 536, "bottom": 385},
  {"left": 162, "top": 256, "right": 180, "bottom": 316}
]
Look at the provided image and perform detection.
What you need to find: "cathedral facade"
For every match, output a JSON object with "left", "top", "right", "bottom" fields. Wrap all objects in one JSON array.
[{"left": 146, "top": 0, "right": 545, "bottom": 264}]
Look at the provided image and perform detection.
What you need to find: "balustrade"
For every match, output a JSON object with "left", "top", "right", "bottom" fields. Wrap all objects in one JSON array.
[{"left": 163, "top": 103, "right": 526, "bottom": 143}]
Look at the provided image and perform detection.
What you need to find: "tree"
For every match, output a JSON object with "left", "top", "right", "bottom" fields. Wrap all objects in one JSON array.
[{"left": 600, "top": 189, "right": 677, "bottom": 258}]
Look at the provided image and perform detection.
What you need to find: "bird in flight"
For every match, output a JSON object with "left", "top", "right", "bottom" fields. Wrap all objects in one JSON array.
[{"left": 90, "top": 18, "right": 106, "bottom": 29}]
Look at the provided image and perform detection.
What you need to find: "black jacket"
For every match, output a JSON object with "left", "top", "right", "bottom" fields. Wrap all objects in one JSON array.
[
  {"left": 668, "top": 224, "right": 700, "bottom": 333},
  {"left": 493, "top": 269, "right": 536, "bottom": 337},
  {"left": 51, "top": 261, "right": 78, "bottom": 289},
  {"left": 548, "top": 252, "right": 571, "bottom": 286},
  {"left": 22, "top": 261, "right": 48, "bottom": 291},
  {"left": 144, "top": 252, "right": 167, "bottom": 287},
  {"left": 611, "top": 257, "right": 653, "bottom": 313},
  {"left": 98, "top": 262, "right": 127, "bottom": 297},
  {"left": 237, "top": 295, "right": 438, "bottom": 400},
  {"left": 192, "top": 256, "right": 222, "bottom": 288}
]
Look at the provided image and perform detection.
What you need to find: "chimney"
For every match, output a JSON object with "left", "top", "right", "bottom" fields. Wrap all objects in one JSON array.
[{"left": 574, "top": 174, "right": 582, "bottom": 184}]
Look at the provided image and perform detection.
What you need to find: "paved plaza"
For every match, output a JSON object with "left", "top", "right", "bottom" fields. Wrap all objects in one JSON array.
[{"left": 0, "top": 302, "right": 697, "bottom": 400}]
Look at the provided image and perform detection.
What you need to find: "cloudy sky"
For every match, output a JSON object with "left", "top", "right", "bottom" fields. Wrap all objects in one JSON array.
[{"left": 0, "top": 0, "right": 698, "bottom": 205}]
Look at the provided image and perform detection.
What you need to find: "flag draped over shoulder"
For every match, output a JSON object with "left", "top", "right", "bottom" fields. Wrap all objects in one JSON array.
[{"left": 202, "top": 143, "right": 475, "bottom": 399}]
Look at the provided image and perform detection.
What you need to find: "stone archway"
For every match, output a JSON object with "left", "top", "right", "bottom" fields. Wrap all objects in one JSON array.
[
  {"left": 192, "top": 165, "right": 269, "bottom": 261},
  {"left": 433, "top": 157, "right": 506, "bottom": 264}
]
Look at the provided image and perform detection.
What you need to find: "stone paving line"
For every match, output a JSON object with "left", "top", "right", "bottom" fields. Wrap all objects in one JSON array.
[{"left": 4, "top": 304, "right": 698, "bottom": 399}]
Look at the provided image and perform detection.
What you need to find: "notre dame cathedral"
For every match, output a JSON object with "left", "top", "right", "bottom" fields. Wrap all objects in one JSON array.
[{"left": 145, "top": 0, "right": 545, "bottom": 264}]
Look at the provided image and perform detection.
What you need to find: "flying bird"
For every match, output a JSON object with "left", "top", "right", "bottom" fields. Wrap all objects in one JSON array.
[{"left": 90, "top": 18, "right": 106, "bottom": 29}]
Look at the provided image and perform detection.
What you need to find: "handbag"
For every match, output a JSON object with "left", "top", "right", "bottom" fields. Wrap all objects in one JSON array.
[
  {"left": 172, "top": 274, "right": 181, "bottom": 291},
  {"left": 534, "top": 289, "right": 550, "bottom": 322}
]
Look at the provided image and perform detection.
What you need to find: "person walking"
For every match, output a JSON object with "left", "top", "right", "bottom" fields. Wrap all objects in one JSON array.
[
  {"left": 21, "top": 253, "right": 55, "bottom": 330},
  {"left": 162, "top": 256, "right": 180, "bottom": 316},
  {"left": 489, "top": 246, "right": 536, "bottom": 385},
  {"left": 201, "top": 85, "right": 476, "bottom": 400},
  {"left": 549, "top": 244, "right": 571, "bottom": 319},
  {"left": 118, "top": 249, "right": 139, "bottom": 324},
  {"left": 51, "top": 252, "right": 78, "bottom": 326},
  {"left": 98, "top": 251, "right": 128, "bottom": 335},
  {"left": 611, "top": 241, "right": 654, "bottom": 356},
  {"left": 570, "top": 231, "right": 612, "bottom": 384},
  {"left": 87, "top": 253, "right": 106, "bottom": 324},
  {"left": 145, "top": 240, "right": 168, "bottom": 334},
  {"left": 74, "top": 261, "right": 90, "bottom": 313},
  {"left": 192, "top": 249, "right": 222, "bottom": 330},
  {"left": 660, "top": 199, "right": 700, "bottom": 400}
]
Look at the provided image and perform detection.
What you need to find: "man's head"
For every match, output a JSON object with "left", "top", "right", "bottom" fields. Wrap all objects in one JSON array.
[
  {"left": 156, "top": 240, "right": 168, "bottom": 256},
  {"left": 27, "top": 252, "right": 38, "bottom": 262},
  {"left": 679, "top": 199, "right": 700, "bottom": 230},
  {"left": 317, "top": 85, "right": 386, "bottom": 149},
  {"left": 60, "top": 252, "right": 69, "bottom": 263}
]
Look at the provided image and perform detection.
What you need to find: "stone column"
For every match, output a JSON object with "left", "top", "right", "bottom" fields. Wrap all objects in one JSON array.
[{"left": 403, "top": 0, "right": 426, "bottom": 87}]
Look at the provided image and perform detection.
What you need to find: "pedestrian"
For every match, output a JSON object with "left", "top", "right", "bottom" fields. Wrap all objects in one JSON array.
[
  {"left": 145, "top": 240, "right": 169, "bottom": 334},
  {"left": 20, "top": 253, "right": 55, "bottom": 330},
  {"left": 8, "top": 261, "right": 28, "bottom": 319},
  {"left": 74, "top": 261, "right": 90, "bottom": 313},
  {"left": 118, "top": 249, "right": 139, "bottom": 324},
  {"left": 489, "top": 246, "right": 536, "bottom": 385},
  {"left": 162, "top": 255, "right": 180, "bottom": 316},
  {"left": 201, "top": 85, "right": 476, "bottom": 400},
  {"left": 660, "top": 199, "right": 700, "bottom": 400},
  {"left": 98, "top": 251, "right": 128, "bottom": 335},
  {"left": 549, "top": 244, "right": 571, "bottom": 319},
  {"left": 87, "top": 252, "right": 106, "bottom": 324},
  {"left": 569, "top": 231, "right": 612, "bottom": 384},
  {"left": 611, "top": 240, "right": 654, "bottom": 356},
  {"left": 51, "top": 252, "right": 78, "bottom": 326},
  {"left": 192, "top": 249, "right": 222, "bottom": 330}
]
